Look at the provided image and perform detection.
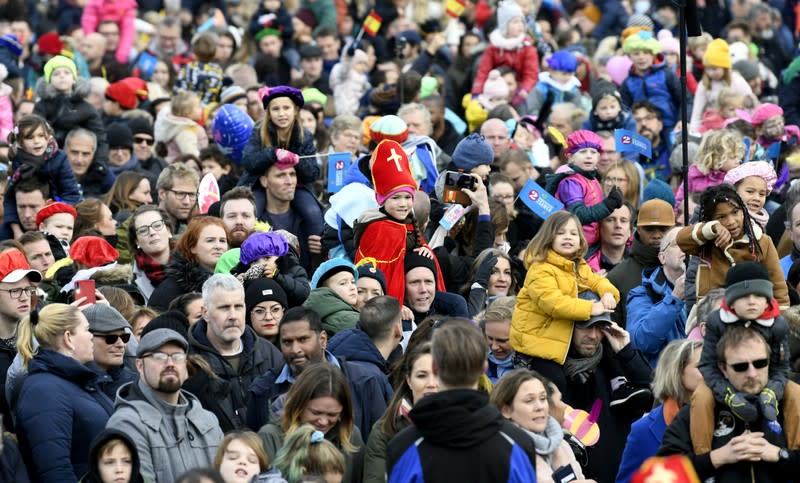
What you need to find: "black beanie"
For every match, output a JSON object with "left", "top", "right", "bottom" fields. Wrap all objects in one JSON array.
[
  {"left": 725, "top": 262, "right": 773, "bottom": 305},
  {"left": 404, "top": 251, "right": 438, "bottom": 283},
  {"left": 107, "top": 123, "right": 133, "bottom": 151},
  {"left": 245, "top": 278, "right": 288, "bottom": 309},
  {"left": 357, "top": 263, "right": 387, "bottom": 294},
  {"left": 140, "top": 311, "right": 190, "bottom": 339},
  {"left": 128, "top": 117, "right": 153, "bottom": 137}
]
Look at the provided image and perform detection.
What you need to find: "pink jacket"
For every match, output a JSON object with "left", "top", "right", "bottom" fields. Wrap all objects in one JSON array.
[
  {"left": 81, "top": 0, "right": 136, "bottom": 64},
  {"left": 0, "top": 89, "right": 12, "bottom": 144},
  {"left": 675, "top": 165, "right": 726, "bottom": 208}
]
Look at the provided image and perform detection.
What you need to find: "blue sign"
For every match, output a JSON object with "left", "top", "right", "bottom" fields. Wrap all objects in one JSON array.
[
  {"left": 519, "top": 179, "right": 564, "bottom": 220},
  {"left": 327, "top": 152, "right": 351, "bottom": 194},
  {"left": 615, "top": 129, "right": 652, "bottom": 159}
]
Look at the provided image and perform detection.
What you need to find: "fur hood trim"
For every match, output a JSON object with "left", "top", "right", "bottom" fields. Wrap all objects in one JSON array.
[
  {"left": 164, "top": 251, "right": 214, "bottom": 293},
  {"left": 35, "top": 76, "right": 91, "bottom": 101}
]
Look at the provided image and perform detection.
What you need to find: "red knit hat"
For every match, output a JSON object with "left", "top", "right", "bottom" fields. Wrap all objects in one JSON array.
[
  {"left": 631, "top": 455, "right": 700, "bottom": 483},
  {"left": 106, "top": 81, "right": 138, "bottom": 110},
  {"left": 35, "top": 201, "right": 77, "bottom": 227},
  {"left": 70, "top": 236, "right": 119, "bottom": 267},
  {"left": 37, "top": 32, "right": 64, "bottom": 56},
  {"left": 370, "top": 140, "right": 417, "bottom": 205}
]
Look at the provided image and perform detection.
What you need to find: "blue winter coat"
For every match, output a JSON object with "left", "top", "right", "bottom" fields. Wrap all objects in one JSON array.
[
  {"left": 15, "top": 349, "right": 114, "bottom": 483},
  {"left": 626, "top": 266, "right": 687, "bottom": 367},
  {"left": 616, "top": 404, "right": 668, "bottom": 483},
  {"left": 620, "top": 61, "right": 683, "bottom": 131}
]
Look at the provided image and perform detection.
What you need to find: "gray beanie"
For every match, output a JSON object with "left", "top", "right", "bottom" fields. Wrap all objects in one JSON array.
[
  {"left": 496, "top": 0, "right": 524, "bottom": 35},
  {"left": 733, "top": 60, "right": 760, "bottom": 82}
]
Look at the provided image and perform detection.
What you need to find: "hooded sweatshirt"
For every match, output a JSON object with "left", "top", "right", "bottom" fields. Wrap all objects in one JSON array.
[{"left": 82, "top": 428, "right": 145, "bottom": 483}]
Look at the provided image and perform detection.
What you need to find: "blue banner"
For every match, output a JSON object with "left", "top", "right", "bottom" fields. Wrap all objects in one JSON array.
[
  {"left": 519, "top": 179, "right": 564, "bottom": 220},
  {"left": 327, "top": 152, "right": 351, "bottom": 194},
  {"left": 615, "top": 129, "right": 652, "bottom": 159}
]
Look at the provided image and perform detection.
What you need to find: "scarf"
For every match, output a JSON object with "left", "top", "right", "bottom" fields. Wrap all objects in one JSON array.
[
  {"left": 748, "top": 208, "right": 769, "bottom": 229},
  {"left": 487, "top": 351, "right": 515, "bottom": 384},
  {"left": 592, "top": 111, "right": 627, "bottom": 131},
  {"left": 134, "top": 252, "right": 167, "bottom": 286},
  {"left": 563, "top": 344, "right": 603, "bottom": 384},
  {"left": 719, "top": 298, "right": 781, "bottom": 327},
  {"left": 525, "top": 416, "right": 565, "bottom": 467}
]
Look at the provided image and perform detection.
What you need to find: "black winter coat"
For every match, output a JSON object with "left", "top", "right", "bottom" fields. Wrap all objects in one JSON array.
[
  {"left": 77, "top": 160, "right": 115, "bottom": 198},
  {"left": 239, "top": 122, "right": 318, "bottom": 187},
  {"left": 147, "top": 251, "right": 212, "bottom": 312}
]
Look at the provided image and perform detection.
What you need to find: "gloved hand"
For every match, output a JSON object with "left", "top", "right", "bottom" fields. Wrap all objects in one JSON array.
[
  {"left": 275, "top": 149, "right": 299, "bottom": 169},
  {"left": 475, "top": 254, "right": 498, "bottom": 289},
  {"left": 759, "top": 387, "right": 779, "bottom": 422},
  {"left": 603, "top": 187, "right": 624, "bottom": 211},
  {"left": 724, "top": 388, "right": 759, "bottom": 423},
  {"left": 346, "top": 40, "right": 362, "bottom": 57}
]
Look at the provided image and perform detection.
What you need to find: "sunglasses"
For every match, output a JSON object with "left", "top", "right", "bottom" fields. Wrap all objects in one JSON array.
[
  {"left": 93, "top": 332, "right": 131, "bottom": 344},
  {"left": 727, "top": 358, "right": 768, "bottom": 373},
  {"left": 134, "top": 136, "right": 155, "bottom": 146}
]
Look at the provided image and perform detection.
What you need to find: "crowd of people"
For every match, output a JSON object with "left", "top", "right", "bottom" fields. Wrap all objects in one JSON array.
[{"left": 1, "top": 0, "right": 800, "bottom": 481}]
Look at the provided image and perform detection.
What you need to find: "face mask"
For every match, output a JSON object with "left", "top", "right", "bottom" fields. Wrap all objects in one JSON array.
[{"left": 759, "top": 28, "right": 774, "bottom": 40}]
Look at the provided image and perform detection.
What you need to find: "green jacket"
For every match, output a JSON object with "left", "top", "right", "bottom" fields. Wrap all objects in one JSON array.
[
  {"left": 363, "top": 414, "right": 410, "bottom": 483},
  {"left": 303, "top": 287, "right": 360, "bottom": 336}
]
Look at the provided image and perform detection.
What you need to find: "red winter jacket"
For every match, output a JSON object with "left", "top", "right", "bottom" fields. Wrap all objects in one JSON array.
[{"left": 472, "top": 31, "right": 540, "bottom": 95}]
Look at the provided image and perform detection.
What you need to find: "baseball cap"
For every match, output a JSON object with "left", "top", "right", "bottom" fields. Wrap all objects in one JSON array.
[
  {"left": 637, "top": 199, "right": 676, "bottom": 227},
  {"left": 576, "top": 292, "right": 612, "bottom": 329},
  {"left": 0, "top": 250, "right": 42, "bottom": 284},
  {"left": 137, "top": 328, "right": 188, "bottom": 357},
  {"left": 84, "top": 304, "right": 130, "bottom": 333}
]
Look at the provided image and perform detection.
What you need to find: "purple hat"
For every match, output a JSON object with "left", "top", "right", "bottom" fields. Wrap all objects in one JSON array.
[
  {"left": 240, "top": 232, "right": 290, "bottom": 266},
  {"left": 260, "top": 85, "right": 304, "bottom": 110}
]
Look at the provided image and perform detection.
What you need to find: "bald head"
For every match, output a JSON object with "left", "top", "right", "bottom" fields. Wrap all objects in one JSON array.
[
  {"left": 480, "top": 119, "right": 510, "bottom": 159},
  {"left": 81, "top": 33, "right": 107, "bottom": 62}
]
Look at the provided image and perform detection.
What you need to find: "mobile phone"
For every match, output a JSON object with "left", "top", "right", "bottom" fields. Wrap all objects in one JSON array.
[
  {"left": 442, "top": 171, "right": 476, "bottom": 206},
  {"left": 551, "top": 464, "right": 577, "bottom": 482},
  {"left": 75, "top": 280, "right": 96, "bottom": 307}
]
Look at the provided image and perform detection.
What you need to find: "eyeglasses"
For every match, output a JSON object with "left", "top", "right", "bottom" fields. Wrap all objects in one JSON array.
[
  {"left": 727, "top": 358, "right": 769, "bottom": 373},
  {"left": 93, "top": 332, "right": 131, "bottom": 344},
  {"left": 634, "top": 114, "right": 657, "bottom": 123},
  {"left": 604, "top": 176, "right": 628, "bottom": 184},
  {"left": 167, "top": 189, "right": 198, "bottom": 201},
  {"left": 493, "top": 194, "right": 515, "bottom": 201},
  {"left": 135, "top": 220, "right": 166, "bottom": 237},
  {"left": 134, "top": 136, "right": 155, "bottom": 146},
  {"left": 143, "top": 351, "right": 187, "bottom": 362},
  {"left": 0, "top": 286, "right": 36, "bottom": 299},
  {"left": 252, "top": 305, "right": 283, "bottom": 319}
]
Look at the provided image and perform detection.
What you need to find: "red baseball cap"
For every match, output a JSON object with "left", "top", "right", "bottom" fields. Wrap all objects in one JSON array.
[{"left": 0, "top": 250, "right": 42, "bottom": 284}]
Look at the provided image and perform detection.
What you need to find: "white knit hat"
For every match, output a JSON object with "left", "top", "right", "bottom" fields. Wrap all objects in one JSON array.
[{"left": 496, "top": 0, "right": 524, "bottom": 35}]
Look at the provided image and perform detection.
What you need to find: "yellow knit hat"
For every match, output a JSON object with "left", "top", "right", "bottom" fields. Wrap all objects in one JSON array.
[{"left": 703, "top": 38, "right": 731, "bottom": 69}]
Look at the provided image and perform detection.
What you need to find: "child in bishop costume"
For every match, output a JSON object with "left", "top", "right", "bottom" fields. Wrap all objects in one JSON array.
[{"left": 353, "top": 139, "right": 445, "bottom": 304}]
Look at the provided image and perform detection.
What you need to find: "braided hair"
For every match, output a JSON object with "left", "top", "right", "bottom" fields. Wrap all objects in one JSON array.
[{"left": 698, "top": 184, "right": 762, "bottom": 260}]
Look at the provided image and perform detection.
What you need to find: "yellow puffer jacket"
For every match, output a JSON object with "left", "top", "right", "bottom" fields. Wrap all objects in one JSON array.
[{"left": 511, "top": 249, "right": 620, "bottom": 364}]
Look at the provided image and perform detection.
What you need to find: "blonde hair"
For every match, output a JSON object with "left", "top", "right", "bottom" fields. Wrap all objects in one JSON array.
[
  {"left": 272, "top": 424, "right": 345, "bottom": 483},
  {"left": 17, "top": 303, "right": 84, "bottom": 370},
  {"left": 171, "top": 91, "right": 200, "bottom": 118},
  {"left": 695, "top": 130, "right": 744, "bottom": 174},
  {"left": 604, "top": 160, "right": 641, "bottom": 208},
  {"left": 716, "top": 87, "right": 744, "bottom": 113},
  {"left": 651, "top": 339, "right": 703, "bottom": 404},
  {"left": 214, "top": 431, "right": 270, "bottom": 472},
  {"left": 701, "top": 66, "right": 732, "bottom": 89},
  {"left": 522, "top": 211, "right": 587, "bottom": 268}
]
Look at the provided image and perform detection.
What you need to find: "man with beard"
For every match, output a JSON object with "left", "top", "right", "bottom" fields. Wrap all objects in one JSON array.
[
  {"left": 186, "top": 275, "right": 282, "bottom": 432},
  {"left": 632, "top": 101, "right": 672, "bottom": 181},
  {"left": 659, "top": 326, "right": 800, "bottom": 481},
  {"left": 106, "top": 329, "right": 224, "bottom": 483},
  {"left": 608, "top": 199, "right": 676, "bottom": 326},
  {"left": 157, "top": 163, "right": 199, "bottom": 236},
  {"left": 587, "top": 202, "right": 634, "bottom": 275},
  {"left": 246, "top": 306, "right": 392, "bottom": 436},
  {"left": 220, "top": 187, "right": 257, "bottom": 248},
  {"left": 422, "top": 95, "right": 462, "bottom": 155},
  {"left": 746, "top": 4, "right": 790, "bottom": 73},
  {"left": 626, "top": 227, "right": 688, "bottom": 366}
]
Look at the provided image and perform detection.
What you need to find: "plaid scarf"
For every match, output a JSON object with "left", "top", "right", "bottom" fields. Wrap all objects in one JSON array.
[{"left": 135, "top": 252, "right": 167, "bottom": 286}]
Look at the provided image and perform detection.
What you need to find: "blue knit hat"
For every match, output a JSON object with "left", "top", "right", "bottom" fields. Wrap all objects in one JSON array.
[
  {"left": 356, "top": 261, "right": 387, "bottom": 294},
  {"left": 547, "top": 50, "right": 578, "bottom": 73},
  {"left": 240, "top": 232, "right": 289, "bottom": 266},
  {"left": 212, "top": 104, "right": 254, "bottom": 165},
  {"left": 0, "top": 34, "right": 23, "bottom": 57},
  {"left": 642, "top": 178, "right": 676, "bottom": 207},
  {"left": 452, "top": 133, "right": 494, "bottom": 170},
  {"left": 310, "top": 258, "right": 359, "bottom": 289}
]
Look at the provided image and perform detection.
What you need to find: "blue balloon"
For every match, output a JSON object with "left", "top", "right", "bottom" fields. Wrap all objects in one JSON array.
[{"left": 212, "top": 105, "right": 254, "bottom": 165}]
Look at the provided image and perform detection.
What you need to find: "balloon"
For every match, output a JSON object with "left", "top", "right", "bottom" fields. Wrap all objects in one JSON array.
[{"left": 212, "top": 104, "right": 254, "bottom": 164}]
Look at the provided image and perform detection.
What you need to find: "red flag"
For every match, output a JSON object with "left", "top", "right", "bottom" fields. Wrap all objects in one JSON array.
[
  {"left": 362, "top": 11, "right": 383, "bottom": 37},
  {"left": 446, "top": 0, "right": 465, "bottom": 18}
]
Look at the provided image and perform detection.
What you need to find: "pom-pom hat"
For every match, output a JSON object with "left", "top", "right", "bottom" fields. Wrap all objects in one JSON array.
[
  {"left": 37, "top": 32, "right": 64, "bottom": 56},
  {"left": 105, "top": 81, "right": 138, "bottom": 110},
  {"left": 565, "top": 130, "right": 604, "bottom": 156},
  {"left": 623, "top": 30, "right": 661, "bottom": 55},
  {"left": 260, "top": 85, "right": 304, "bottom": 110},
  {"left": 70, "top": 236, "right": 119, "bottom": 268},
  {"left": 482, "top": 69, "right": 509, "bottom": 100},
  {"left": 724, "top": 261, "right": 773, "bottom": 305},
  {"left": 43, "top": 55, "right": 76, "bottom": 83},
  {"left": 36, "top": 201, "right": 77, "bottom": 227},
  {"left": 370, "top": 140, "right": 417, "bottom": 205},
  {"left": 723, "top": 161, "right": 777, "bottom": 195}
]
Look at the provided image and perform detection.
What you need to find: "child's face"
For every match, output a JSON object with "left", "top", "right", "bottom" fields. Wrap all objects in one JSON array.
[
  {"left": 97, "top": 443, "right": 133, "bottom": 483},
  {"left": 321, "top": 471, "right": 344, "bottom": 483},
  {"left": 152, "top": 61, "right": 170, "bottom": 87},
  {"left": 730, "top": 294, "right": 770, "bottom": 320},
  {"left": 218, "top": 438, "right": 262, "bottom": 483},
  {"left": 20, "top": 126, "right": 48, "bottom": 156},
  {"left": 736, "top": 176, "right": 768, "bottom": 213},
  {"left": 263, "top": 0, "right": 280, "bottom": 10},
  {"left": 201, "top": 158, "right": 229, "bottom": 180},
  {"left": 719, "top": 99, "right": 743, "bottom": 120},
  {"left": 594, "top": 96, "right": 621, "bottom": 121},
  {"left": 712, "top": 201, "right": 744, "bottom": 239},
  {"left": 629, "top": 50, "right": 655, "bottom": 72},
  {"left": 268, "top": 97, "right": 297, "bottom": 131},
  {"left": 550, "top": 70, "right": 573, "bottom": 84},
  {"left": 706, "top": 66, "right": 725, "bottom": 81},
  {"left": 720, "top": 154, "right": 741, "bottom": 172},
  {"left": 502, "top": 72, "right": 518, "bottom": 96},
  {"left": 761, "top": 116, "right": 785, "bottom": 139},
  {"left": 506, "top": 17, "right": 525, "bottom": 37},
  {"left": 570, "top": 147, "right": 599, "bottom": 171},
  {"left": 353, "top": 59, "right": 369, "bottom": 75},
  {"left": 552, "top": 218, "right": 581, "bottom": 257},
  {"left": 324, "top": 271, "right": 358, "bottom": 306},
  {"left": 50, "top": 67, "right": 75, "bottom": 93},
  {"left": 299, "top": 109, "right": 317, "bottom": 133},
  {"left": 189, "top": 100, "right": 202, "bottom": 122},
  {"left": 384, "top": 191, "right": 413, "bottom": 220},
  {"left": 40, "top": 213, "right": 74, "bottom": 242}
]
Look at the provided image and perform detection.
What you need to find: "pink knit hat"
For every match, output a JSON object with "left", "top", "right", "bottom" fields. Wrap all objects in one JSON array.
[
  {"left": 482, "top": 69, "right": 510, "bottom": 100},
  {"left": 566, "top": 130, "right": 604, "bottom": 156},
  {"left": 657, "top": 30, "right": 679, "bottom": 54},
  {"left": 751, "top": 103, "right": 783, "bottom": 127},
  {"left": 723, "top": 161, "right": 777, "bottom": 194}
]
